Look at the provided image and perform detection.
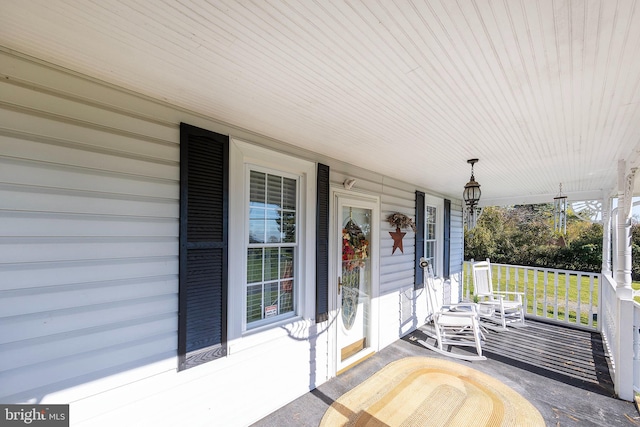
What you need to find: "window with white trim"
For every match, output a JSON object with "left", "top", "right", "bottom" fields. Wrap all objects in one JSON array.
[
  {"left": 424, "top": 205, "right": 437, "bottom": 275},
  {"left": 246, "top": 168, "right": 299, "bottom": 327}
]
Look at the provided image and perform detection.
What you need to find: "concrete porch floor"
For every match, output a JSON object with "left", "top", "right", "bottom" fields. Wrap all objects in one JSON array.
[{"left": 252, "top": 320, "right": 640, "bottom": 427}]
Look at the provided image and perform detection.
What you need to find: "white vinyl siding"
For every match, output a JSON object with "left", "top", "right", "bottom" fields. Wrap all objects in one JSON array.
[{"left": 0, "top": 55, "right": 179, "bottom": 403}]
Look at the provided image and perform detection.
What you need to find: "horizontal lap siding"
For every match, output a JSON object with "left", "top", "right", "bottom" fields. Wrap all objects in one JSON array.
[
  {"left": 0, "top": 59, "right": 179, "bottom": 401},
  {"left": 449, "top": 199, "right": 464, "bottom": 273},
  {"left": 449, "top": 199, "right": 464, "bottom": 303},
  {"left": 381, "top": 181, "right": 423, "bottom": 346},
  {"left": 381, "top": 183, "right": 417, "bottom": 294}
]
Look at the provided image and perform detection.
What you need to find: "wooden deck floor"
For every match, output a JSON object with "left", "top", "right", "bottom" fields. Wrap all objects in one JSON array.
[
  {"left": 416, "top": 319, "right": 615, "bottom": 396},
  {"left": 253, "top": 319, "right": 638, "bottom": 427},
  {"left": 485, "top": 320, "right": 614, "bottom": 395}
]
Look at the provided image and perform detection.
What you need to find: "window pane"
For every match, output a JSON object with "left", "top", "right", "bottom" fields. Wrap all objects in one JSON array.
[
  {"left": 249, "top": 208, "right": 266, "bottom": 243},
  {"left": 246, "top": 285, "right": 262, "bottom": 323},
  {"left": 427, "top": 223, "right": 436, "bottom": 239},
  {"left": 264, "top": 282, "right": 279, "bottom": 315},
  {"left": 280, "top": 247, "right": 294, "bottom": 278},
  {"left": 266, "top": 209, "right": 282, "bottom": 243},
  {"left": 426, "top": 206, "right": 436, "bottom": 223},
  {"left": 265, "top": 248, "right": 279, "bottom": 281},
  {"left": 426, "top": 242, "right": 435, "bottom": 258},
  {"left": 281, "top": 211, "right": 296, "bottom": 243},
  {"left": 267, "top": 174, "right": 282, "bottom": 208},
  {"left": 280, "top": 280, "right": 293, "bottom": 313},
  {"left": 283, "top": 177, "right": 296, "bottom": 210},
  {"left": 247, "top": 248, "right": 263, "bottom": 283},
  {"left": 250, "top": 171, "right": 265, "bottom": 204}
]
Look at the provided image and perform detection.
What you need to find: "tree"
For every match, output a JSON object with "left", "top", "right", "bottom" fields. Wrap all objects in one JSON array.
[
  {"left": 632, "top": 222, "right": 640, "bottom": 280},
  {"left": 465, "top": 204, "right": 603, "bottom": 272}
]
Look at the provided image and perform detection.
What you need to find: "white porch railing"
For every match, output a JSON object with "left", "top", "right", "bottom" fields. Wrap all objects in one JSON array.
[
  {"left": 462, "top": 261, "right": 600, "bottom": 331},
  {"left": 601, "top": 273, "right": 635, "bottom": 400},
  {"left": 633, "top": 299, "right": 640, "bottom": 393},
  {"left": 601, "top": 274, "right": 618, "bottom": 379}
]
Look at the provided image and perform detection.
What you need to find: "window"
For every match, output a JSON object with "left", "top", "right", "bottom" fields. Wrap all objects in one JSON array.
[
  {"left": 229, "top": 139, "right": 315, "bottom": 339},
  {"left": 424, "top": 206, "right": 437, "bottom": 275},
  {"left": 246, "top": 169, "right": 299, "bottom": 327}
]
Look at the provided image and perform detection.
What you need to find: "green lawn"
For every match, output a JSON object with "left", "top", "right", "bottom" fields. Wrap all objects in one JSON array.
[{"left": 633, "top": 282, "right": 640, "bottom": 303}]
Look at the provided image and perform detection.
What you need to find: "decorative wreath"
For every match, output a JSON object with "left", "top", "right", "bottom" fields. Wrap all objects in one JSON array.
[
  {"left": 386, "top": 212, "right": 417, "bottom": 232},
  {"left": 342, "top": 219, "right": 369, "bottom": 270}
]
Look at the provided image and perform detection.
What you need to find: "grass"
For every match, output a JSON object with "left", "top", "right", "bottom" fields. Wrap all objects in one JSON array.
[{"left": 464, "top": 263, "right": 599, "bottom": 327}]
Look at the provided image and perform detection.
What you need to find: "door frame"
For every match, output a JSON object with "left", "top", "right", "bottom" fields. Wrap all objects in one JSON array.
[{"left": 329, "top": 187, "right": 380, "bottom": 375}]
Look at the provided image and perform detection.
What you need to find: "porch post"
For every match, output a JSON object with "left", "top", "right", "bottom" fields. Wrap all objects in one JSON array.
[
  {"left": 601, "top": 194, "right": 612, "bottom": 275},
  {"left": 615, "top": 159, "right": 635, "bottom": 293},
  {"left": 615, "top": 159, "right": 635, "bottom": 400}
]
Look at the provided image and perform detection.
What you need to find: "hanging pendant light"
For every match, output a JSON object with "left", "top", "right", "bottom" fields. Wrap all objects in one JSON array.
[
  {"left": 553, "top": 183, "right": 567, "bottom": 235},
  {"left": 463, "top": 159, "right": 481, "bottom": 229}
]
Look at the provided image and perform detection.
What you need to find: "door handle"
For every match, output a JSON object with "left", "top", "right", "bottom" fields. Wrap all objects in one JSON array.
[{"left": 338, "top": 276, "right": 342, "bottom": 294}]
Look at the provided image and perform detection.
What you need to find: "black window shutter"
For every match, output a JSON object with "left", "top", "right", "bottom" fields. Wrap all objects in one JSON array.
[
  {"left": 316, "top": 163, "right": 330, "bottom": 323},
  {"left": 415, "top": 191, "right": 425, "bottom": 289},
  {"left": 178, "top": 123, "right": 228, "bottom": 371},
  {"left": 443, "top": 199, "right": 451, "bottom": 279}
]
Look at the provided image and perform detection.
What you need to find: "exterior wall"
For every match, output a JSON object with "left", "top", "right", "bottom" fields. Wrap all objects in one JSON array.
[
  {"left": 449, "top": 198, "right": 465, "bottom": 303},
  {"left": 0, "top": 49, "right": 464, "bottom": 426}
]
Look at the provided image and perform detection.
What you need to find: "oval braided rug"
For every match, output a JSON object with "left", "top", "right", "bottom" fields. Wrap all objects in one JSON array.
[{"left": 320, "top": 357, "right": 544, "bottom": 427}]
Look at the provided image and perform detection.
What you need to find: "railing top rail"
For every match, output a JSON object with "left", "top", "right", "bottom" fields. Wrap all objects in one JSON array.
[{"left": 464, "top": 261, "right": 601, "bottom": 277}]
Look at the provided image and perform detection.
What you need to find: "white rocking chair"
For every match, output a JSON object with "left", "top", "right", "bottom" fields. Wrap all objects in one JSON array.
[
  {"left": 472, "top": 259, "right": 525, "bottom": 330},
  {"left": 417, "top": 258, "right": 486, "bottom": 361}
]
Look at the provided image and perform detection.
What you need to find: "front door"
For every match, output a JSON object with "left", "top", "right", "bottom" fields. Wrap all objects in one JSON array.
[{"left": 335, "top": 194, "right": 377, "bottom": 372}]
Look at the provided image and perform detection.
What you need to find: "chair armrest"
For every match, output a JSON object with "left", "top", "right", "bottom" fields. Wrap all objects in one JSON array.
[
  {"left": 492, "top": 291, "right": 523, "bottom": 303},
  {"left": 441, "top": 302, "right": 478, "bottom": 315},
  {"left": 437, "top": 310, "right": 479, "bottom": 319},
  {"left": 444, "top": 303, "right": 478, "bottom": 312}
]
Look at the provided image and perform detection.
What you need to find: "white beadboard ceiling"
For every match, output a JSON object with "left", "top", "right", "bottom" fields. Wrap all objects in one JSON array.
[{"left": 2, "top": 0, "right": 640, "bottom": 206}]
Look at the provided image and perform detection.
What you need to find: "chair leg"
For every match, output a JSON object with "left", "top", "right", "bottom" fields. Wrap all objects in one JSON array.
[
  {"left": 475, "top": 335, "right": 482, "bottom": 357},
  {"left": 474, "top": 324, "right": 483, "bottom": 356}
]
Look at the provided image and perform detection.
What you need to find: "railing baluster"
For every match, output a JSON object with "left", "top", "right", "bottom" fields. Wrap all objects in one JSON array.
[
  {"left": 553, "top": 271, "right": 558, "bottom": 320},
  {"left": 506, "top": 266, "right": 510, "bottom": 296},
  {"left": 543, "top": 270, "right": 548, "bottom": 320},
  {"left": 533, "top": 268, "right": 538, "bottom": 317},
  {"left": 523, "top": 267, "right": 529, "bottom": 315},
  {"left": 565, "top": 273, "right": 570, "bottom": 325},
  {"left": 589, "top": 275, "right": 602, "bottom": 327},
  {"left": 576, "top": 273, "right": 582, "bottom": 326},
  {"left": 465, "top": 262, "right": 469, "bottom": 301}
]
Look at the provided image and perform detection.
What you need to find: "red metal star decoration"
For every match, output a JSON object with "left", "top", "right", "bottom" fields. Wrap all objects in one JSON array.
[{"left": 389, "top": 228, "right": 406, "bottom": 254}]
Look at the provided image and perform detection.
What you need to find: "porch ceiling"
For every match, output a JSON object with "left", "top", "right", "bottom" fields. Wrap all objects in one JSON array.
[{"left": 2, "top": 1, "right": 640, "bottom": 206}]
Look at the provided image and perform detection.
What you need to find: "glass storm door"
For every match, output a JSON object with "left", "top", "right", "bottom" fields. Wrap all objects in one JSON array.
[{"left": 336, "top": 196, "right": 374, "bottom": 371}]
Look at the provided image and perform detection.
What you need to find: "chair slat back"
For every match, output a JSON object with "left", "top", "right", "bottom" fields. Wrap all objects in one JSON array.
[{"left": 472, "top": 260, "right": 493, "bottom": 297}]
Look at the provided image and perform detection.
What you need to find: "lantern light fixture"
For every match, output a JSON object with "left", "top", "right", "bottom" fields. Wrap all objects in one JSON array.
[{"left": 463, "top": 159, "right": 482, "bottom": 229}]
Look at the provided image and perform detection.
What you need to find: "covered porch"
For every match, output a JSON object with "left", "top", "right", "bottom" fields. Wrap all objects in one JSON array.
[
  {"left": 2, "top": 1, "right": 640, "bottom": 425},
  {"left": 253, "top": 319, "right": 638, "bottom": 426}
]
